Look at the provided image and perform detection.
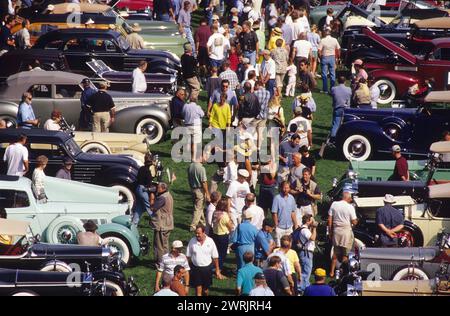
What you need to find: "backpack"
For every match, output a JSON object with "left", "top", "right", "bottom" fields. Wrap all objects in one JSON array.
[{"left": 291, "top": 226, "right": 308, "bottom": 253}]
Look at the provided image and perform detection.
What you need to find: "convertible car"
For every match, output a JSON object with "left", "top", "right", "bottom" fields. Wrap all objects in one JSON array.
[
  {"left": 0, "top": 175, "right": 148, "bottom": 265},
  {"left": 0, "top": 71, "right": 171, "bottom": 144},
  {"left": 335, "top": 91, "right": 450, "bottom": 161}
]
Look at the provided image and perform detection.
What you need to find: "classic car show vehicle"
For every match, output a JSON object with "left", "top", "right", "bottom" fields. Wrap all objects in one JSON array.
[
  {"left": 335, "top": 92, "right": 450, "bottom": 161},
  {"left": 112, "top": 0, "right": 153, "bottom": 12},
  {"left": 33, "top": 29, "right": 181, "bottom": 76},
  {"left": 0, "top": 71, "right": 172, "bottom": 144},
  {"left": 0, "top": 175, "right": 148, "bottom": 265},
  {"left": 0, "top": 218, "right": 122, "bottom": 273}
]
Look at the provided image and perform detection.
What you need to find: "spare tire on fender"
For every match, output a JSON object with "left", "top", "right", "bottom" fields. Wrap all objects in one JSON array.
[{"left": 46, "top": 216, "right": 85, "bottom": 244}]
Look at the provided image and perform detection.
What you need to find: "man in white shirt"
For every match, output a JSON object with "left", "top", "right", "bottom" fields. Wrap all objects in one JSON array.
[
  {"left": 226, "top": 169, "right": 251, "bottom": 226},
  {"left": 318, "top": 29, "right": 341, "bottom": 93},
  {"left": 243, "top": 193, "right": 265, "bottom": 230},
  {"left": 292, "top": 32, "right": 312, "bottom": 65},
  {"left": 260, "top": 50, "right": 276, "bottom": 98},
  {"left": 132, "top": 61, "right": 148, "bottom": 93},
  {"left": 153, "top": 274, "right": 179, "bottom": 296},
  {"left": 186, "top": 225, "right": 225, "bottom": 296},
  {"left": 291, "top": 10, "right": 305, "bottom": 42},
  {"left": 298, "top": 8, "right": 310, "bottom": 33},
  {"left": 287, "top": 106, "right": 312, "bottom": 148},
  {"left": 207, "top": 25, "right": 230, "bottom": 68},
  {"left": 4, "top": 134, "right": 29, "bottom": 176},
  {"left": 14, "top": 19, "right": 31, "bottom": 49},
  {"left": 328, "top": 188, "right": 358, "bottom": 278}
]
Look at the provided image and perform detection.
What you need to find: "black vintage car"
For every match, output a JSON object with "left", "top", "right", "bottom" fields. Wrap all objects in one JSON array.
[
  {"left": 0, "top": 268, "right": 138, "bottom": 296},
  {"left": 32, "top": 28, "right": 181, "bottom": 76},
  {"left": 0, "top": 129, "right": 140, "bottom": 207}
]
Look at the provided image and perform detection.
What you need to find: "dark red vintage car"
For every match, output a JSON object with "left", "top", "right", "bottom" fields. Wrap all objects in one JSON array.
[
  {"left": 113, "top": 0, "right": 153, "bottom": 12},
  {"left": 361, "top": 27, "right": 450, "bottom": 104}
]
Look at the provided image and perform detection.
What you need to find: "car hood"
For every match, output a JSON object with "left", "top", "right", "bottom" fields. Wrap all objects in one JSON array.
[
  {"left": 360, "top": 246, "right": 439, "bottom": 262},
  {"left": 30, "top": 243, "right": 105, "bottom": 258},
  {"left": 127, "top": 48, "right": 180, "bottom": 65},
  {"left": 75, "top": 151, "right": 141, "bottom": 170},
  {"left": 343, "top": 107, "right": 417, "bottom": 121},
  {"left": 354, "top": 180, "right": 428, "bottom": 200}
]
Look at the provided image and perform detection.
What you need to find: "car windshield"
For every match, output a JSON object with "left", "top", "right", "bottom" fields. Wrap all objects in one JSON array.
[
  {"left": 65, "top": 138, "right": 82, "bottom": 156},
  {"left": 117, "top": 35, "right": 130, "bottom": 51}
]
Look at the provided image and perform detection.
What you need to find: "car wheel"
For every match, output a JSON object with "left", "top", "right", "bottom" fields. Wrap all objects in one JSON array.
[
  {"left": 397, "top": 226, "right": 418, "bottom": 247},
  {"left": 342, "top": 134, "right": 372, "bottom": 161},
  {"left": 330, "top": 238, "right": 366, "bottom": 268},
  {"left": 40, "top": 261, "right": 73, "bottom": 273},
  {"left": 0, "top": 116, "right": 17, "bottom": 128},
  {"left": 135, "top": 117, "right": 164, "bottom": 145},
  {"left": 391, "top": 266, "right": 429, "bottom": 281},
  {"left": 12, "top": 291, "right": 39, "bottom": 296},
  {"left": 46, "top": 217, "right": 85, "bottom": 244},
  {"left": 111, "top": 184, "right": 135, "bottom": 212},
  {"left": 374, "top": 79, "right": 396, "bottom": 105},
  {"left": 101, "top": 280, "right": 125, "bottom": 297},
  {"left": 101, "top": 235, "right": 131, "bottom": 265},
  {"left": 81, "top": 142, "right": 111, "bottom": 155}
]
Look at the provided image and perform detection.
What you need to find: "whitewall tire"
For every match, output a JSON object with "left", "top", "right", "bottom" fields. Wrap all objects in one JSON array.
[
  {"left": 342, "top": 135, "right": 372, "bottom": 161},
  {"left": 102, "top": 235, "right": 131, "bottom": 265},
  {"left": 81, "top": 142, "right": 111, "bottom": 155},
  {"left": 135, "top": 117, "right": 164, "bottom": 145},
  {"left": 111, "top": 184, "right": 135, "bottom": 212},
  {"left": 374, "top": 79, "right": 396, "bottom": 105},
  {"left": 392, "top": 266, "right": 429, "bottom": 281},
  {"left": 40, "top": 262, "right": 73, "bottom": 273}
]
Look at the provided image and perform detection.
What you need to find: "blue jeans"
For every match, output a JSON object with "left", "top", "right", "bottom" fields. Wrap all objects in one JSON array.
[
  {"left": 244, "top": 51, "right": 257, "bottom": 67},
  {"left": 184, "top": 26, "right": 196, "bottom": 56},
  {"left": 132, "top": 185, "right": 151, "bottom": 225},
  {"left": 266, "top": 79, "right": 276, "bottom": 98},
  {"left": 299, "top": 251, "right": 313, "bottom": 292},
  {"left": 212, "top": 233, "right": 229, "bottom": 270},
  {"left": 330, "top": 107, "right": 344, "bottom": 138},
  {"left": 210, "top": 58, "right": 224, "bottom": 68},
  {"left": 156, "top": 13, "right": 171, "bottom": 22},
  {"left": 321, "top": 55, "right": 336, "bottom": 93}
]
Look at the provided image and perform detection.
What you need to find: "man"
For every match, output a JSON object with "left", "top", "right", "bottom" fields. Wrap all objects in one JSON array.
[
  {"left": 207, "top": 79, "right": 238, "bottom": 121},
  {"left": 273, "top": 235, "right": 302, "bottom": 296},
  {"left": 328, "top": 188, "right": 358, "bottom": 278},
  {"left": 170, "top": 265, "right": 188, "bottom": 296},
  {"left": 182, "top": 96, "right": 204, "bottom": 157},
  {"left": 252, "top": 20, "right": 265, "bottom": 57},
  {"left": 271, "top": 181, "right": 298, "bottom": 247},
  {"left": 238, "top": 21, "right": 259, "bottom": 66},
  {"left": 237, "top": 82, "right": 260, "bottom": 127},
  {"left": 243, "top": 193, "right": 264, "bottom": 230},
  {"left": 181, "top": 44, "right": 201, "bottom": 100},
  {"left": 279, "top": 16, "right": 293, "bottom": 50},
  {"left": 292, "top": 214, "right": 317, "bottom": 293},
  {"left": 195, "top": 18, "right": 212, "bottom": 78},
  {"left": 0, "top": 16, "right": 14, "bottom": 52},
  {"left": 155, "top": 240, "right": 190, "bottom": 293},
  {"left": 290, "top": 167, "right": 321, "bottom": 219},
  {"left": 86, "top": 82, "right": 115, "bottom": 133},
  {"left": 260, "top": 50, "right": 276, "bottom": 98},
  {"left": 186, "top": 224, "right": 225, "bottom": 296},
  {"left": 207, "top": 25, "right": 229, "bottom": 68},
  {"left": 43, "top": 109, "right": 62, "bottom": 131},
  {"left": 77, "top": 220, "right": 102, "bottom": 246},
  {"left": 153, "top": 0, "right": 175, "bottom": 21},
  {"left": 318, "top": 28, "right": 340, "bottom": 93},
  {"left": 171, "top": 88, "right": 186, "bottom": 127},
  {"left": 297, "top": 60, "right": 317, "bottom": 90},
  {"left": 126, "top": 23, "right": 145, "bottom": 49},
  {"left": 55, "top": 157, "right": 73, "bottom": 180},
  {"left": 17, "top": 92, "right": 38, "bottom": 129},
  {"left": 303, "top": 268, "right": 336, "bottom": 296},
  {"left": 153, "top": 274, "right": 179, "bottom": 296},
  {"left": 376, "top": 194, "right": 405, "bottom": 247},
  {"left": 188, "top": 155, "right": 210, "bottom": 231},
  {"left": 292, "top": 32, "right": 312, "bottom": 67},
  {"left": 443, "top": 130, "right": 450, "bottom": 162},
  {"left": 249, "top": 272, "right": 274, "bottom": 296},
  {"left": 131, "top": 61, "right": 148, "bottom": 94},
  {"left": 226, "top": 169, "right": 251, "bottom": 226},
  {"left": 233, "top": 210, "right": 259, "bottom": 269},
  {"left": 150, "top": 183, "right": 174, "bottom": 265},
  {"left": 219, "top": 61, "right": 239, "bottom": 91},
  {"left": 14, "top": 19, "right": 31, "bottom": 49},
  {"left": 236, "top": 251, "right": 263, "bottom": 296},
  {"left": 391, "top": 145, "right": 409, "bottom": 181},
  {"left": 291, "top": 10, "right": 305, "bottom": 42},
  {"left": 178, "top": 1, "right": 195, "bottom": 56},
  {"left": 330, "top": 76, "right": 352, "bottom": 141},
  {"left": 287, "top": 107, "right": 312, "bottom": 148},
  {"left": 279, "top": 134, "right": 301, "bottom": 175},
  {"left": 263, "top": 255, "right": 292, "bottom": 296},
  {"left": 79, "top": 78, "right": 97, "bottom": 130},
  {"left": 254, "top": 218, "right": 276, "bottom": 267},
  {"left": 4, "top": 134, "right": 29, "bottom": 176},
  {"left": 288, "top": 152, "right": 306, "bottom": 184},
  {"left": 253, "top": 81, "right": 270, "bottom": 150}
]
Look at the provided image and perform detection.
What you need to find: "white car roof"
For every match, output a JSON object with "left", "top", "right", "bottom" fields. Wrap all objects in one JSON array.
[{"left": 354, "top": 196, "right": 416, "bottom": 208}]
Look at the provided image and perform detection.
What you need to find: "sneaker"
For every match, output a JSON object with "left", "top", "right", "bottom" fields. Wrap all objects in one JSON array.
[{"left": 315, "top": 73, "right": 321, "bottom": 78}]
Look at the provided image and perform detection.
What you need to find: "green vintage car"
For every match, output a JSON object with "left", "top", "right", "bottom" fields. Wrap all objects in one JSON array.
[{"left": 1, "top": 175, "right": 148, "bottom": 265}]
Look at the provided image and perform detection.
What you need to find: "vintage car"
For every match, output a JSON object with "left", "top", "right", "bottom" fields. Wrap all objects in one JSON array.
[
  {"left": 0, "top": 218, "right": 122, "bottom": 273},
  {"left": 0, "top": 71, "right": 171, "bottom": 144},
  {"left": 355, "top": 27, "right": 450, "bottom": 104},
  {"left": 0, "top": 175, "right": 148, "bottom": 265},
  {"left": 335, "top": 92, "right": 450, "bottom": 161},
  {"left": 0, "top": 128, "right": 141, "bottom": 211},
  {"left": 0, "top": 267, "right": 138, "bottom": 296},
  {"left": 113, "top": 0, "right": 153, "bottom": 12},
  {"left": 33, "top": 29, "right": 180, "bottom": 76}
]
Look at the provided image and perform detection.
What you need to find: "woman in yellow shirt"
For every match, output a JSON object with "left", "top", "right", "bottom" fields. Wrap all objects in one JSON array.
[
  {"left": 274, "top": 235, "right": 302, "bottom": 295},
  {"left": 267, "top": 27, "right": 285, "bottom": 51},
  {"left": 211, "top": 198, "right": 234, "bottom": 271},
  {"left": 209, "top": 93, "right": 231, "bottom": 130}
]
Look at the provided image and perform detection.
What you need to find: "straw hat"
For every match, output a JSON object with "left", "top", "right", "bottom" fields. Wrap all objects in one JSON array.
[{"left": 131, "top": 23, "right": 142, "bottom": 32}]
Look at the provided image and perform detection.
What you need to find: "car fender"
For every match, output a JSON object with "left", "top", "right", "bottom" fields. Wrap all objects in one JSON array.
[
  {"left": 336, "top": 120, "right": 381, "bottom": 142},
  {"left": 403, "top": 220, "right": 424, "bottom": 247},
  {"left": 112, "top": 106, "right": 170, "bottom": 134},
  {"left": 0, "top": 101, "right": 20, "bottom": 118},
  {"left": 370, "top": 69, "right": 421, "bottom": 95},
  {"left": 97, "top": 223, "right": 141, "bottom": 257},
  {"left": 353, "top": 229, "right": 377, "bottom": 247}
]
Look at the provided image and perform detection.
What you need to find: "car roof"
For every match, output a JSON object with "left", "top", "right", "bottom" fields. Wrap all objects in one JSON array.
[
  {"left": 424, "top": 90, "right": 450, "bottom": 103},
  {"left": 31, "top": 13, "right": 116, "bottom": 24},
  {"left": 0, "top": 128, "right": 73, "bottom": 143},
  {"left": 428, "top": 183, "right": 450, "bottom": 199},
  {"left": 430, "top": 141, "right": 450, "bottom": 153},
  {"left": 49, "top": 3, "right": 111, "bottom": 14},
  {"left": 414, "top": 17, "right": 450, "bottom": 29},
  {"left": 353, "top": 196, "right": 416, "bottom": 207}
]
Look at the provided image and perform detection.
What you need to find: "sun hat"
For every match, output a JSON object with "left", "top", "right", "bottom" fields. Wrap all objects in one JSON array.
[
  {"left": 242, "top": 210, "right": 253, "bottom": 220},
  {"left": 242, "top": 57, "right": 250, "bottom": 64},
  {"left": 212, "top": 14, "right": 220, "bottom": 20},
  {"left": 272, "top": 27, "right": 282, "bottom": 36},
  {"left": 383, "top": 194, "right": 396, "bottom": 204},
  {"left": 238, "top": 169, "right": 250, "bottom": 178},
  {"left": 294, "top": 106, "right": 303, "bottom": 115},
  {"left": 63, "top": 157, "right": 74, "bottom": 165},
  {"left": 131, "top": 23, "right": 142, "bottom": 32},
  {"left": 232, "top": 16, "right": 239, "bottom": 23}
]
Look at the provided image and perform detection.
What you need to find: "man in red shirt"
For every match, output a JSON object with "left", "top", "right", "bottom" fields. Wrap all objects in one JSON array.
[
  {"left": 391, "top": 145, "right": 409, "bottom": 181},
  {"left": 194, "top": 18, "right": 212, "bottom": 79}
]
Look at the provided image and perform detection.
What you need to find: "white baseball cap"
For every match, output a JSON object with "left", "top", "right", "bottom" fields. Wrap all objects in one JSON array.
[
  {"left": 172, "top": 240, "right": 183, "bottom": 248},
  {"left": 238, "top": 169, "right": 250, "bottom": 178}
]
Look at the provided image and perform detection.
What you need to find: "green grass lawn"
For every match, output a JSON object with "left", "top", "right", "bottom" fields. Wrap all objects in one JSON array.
[{"left": 124, "top": 82, "right": 349, "bottom": 296}]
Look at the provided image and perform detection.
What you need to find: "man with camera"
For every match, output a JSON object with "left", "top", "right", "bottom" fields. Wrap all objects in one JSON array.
[{"left": 290, "top": 167, "right": 321, "bottom": 221}]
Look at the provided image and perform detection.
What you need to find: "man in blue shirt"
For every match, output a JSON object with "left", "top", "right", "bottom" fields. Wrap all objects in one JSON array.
[
  {"left": 330, "top": 76, "right": 352, "bottom": 141},
  {"left": 304, "top": 268, "right": 336, "bottom": 296},
  {"left": 254, "top": 219, "right": 276, "bottom": 267},
  {"left": 271, "top": 181, "right": 298, "bottom": 247},
  {"left": 79, "top": 78, "right": 97, "bottom": 130},
  {"left": 17, "top": 92, "right": 39, "bottom": 129},
  {"left": 207, "top": 80, "right": 238, "bottom": 124},
  {"left": 376, "top": 194, "right": 405, "bottom": 247},
  {"left": 232, "top": 210, "right": 259, "bottom": 269},
  {"left": 236, "top": 251, "right": 263, "bottom": 296}
]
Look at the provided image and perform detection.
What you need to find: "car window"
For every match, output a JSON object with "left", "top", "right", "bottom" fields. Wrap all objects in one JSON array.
[
  {"left": 0, "top": 190, "right": 30, "bottom": 208},
  {"left": 89, "top": 39, "right": 118, "bottom": 52},
  {"left": 44, "top": 39, "right": 64, "bottom": 49},
  {"left": 55, "top": 84, "right": 82, "bottom": 99},
  {"left": 28, "top": 143, "right": 66, "bottom": 159},
  {"left": 29, "top": 84, "right": 51, "bottom": 98},
  {"left": 65, "top": 139, "right": 81, "bottom": 156},
  {"left": 63, "top": 38, "right": 89, "bottom": 51}
]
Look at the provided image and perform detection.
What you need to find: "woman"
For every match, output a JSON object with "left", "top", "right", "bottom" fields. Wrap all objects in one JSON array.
[
  {"left": 352, "top": 59, "right": 368, "bottom": 90},
  {"left": 267, "top": 91, "right": 285, "bottom": 140},
  {"left": 211, "top": 198, "right": 234, "bottom": 271},
  {"left": 271, "top": 38, "right": 289, "bottom": 93},
  {"left": 132, "top": 153, "right": 154, "bottom": 225},
  {"left": 307, "top": 25, "right": 321, "bottom": 78},
  {"left": 206, "top": 191, "right": 222, "bottom": 235},
  {"left": 32, "top": 155, "right": 48, "bottom": 203},
  {"left": 209, "top": 93, "right": 231, "bottom": 166},
  {"left": 257, "top": 159, "right": 277, "bottom": 214}
]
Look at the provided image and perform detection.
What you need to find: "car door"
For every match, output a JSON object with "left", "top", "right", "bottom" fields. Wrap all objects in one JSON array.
[
  {"left": 54, "top": 84, "right": 84, "bottom": 126},
  {"left": 420, "top": 47, "right": 450, "bottom": 91},
  {"left": 411, "top": 106, "right": 450, "bottom": 152},
  {"left": 88, "top": 37, "right": 124, "bottom": 72},
  {"left": 62, "top": 37, "right": 93, "bottom": 74},
  {"left": 27, "top": 84, "right": 53, "bottom": 123}
]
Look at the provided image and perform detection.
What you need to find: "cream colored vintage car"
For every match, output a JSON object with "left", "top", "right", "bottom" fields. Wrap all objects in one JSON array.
[
  {"left": 73, "top": 132, "right": 149, "bottom": 163},
  {"left": 351, "top": 278, "right": 449, "bottom": 296}
]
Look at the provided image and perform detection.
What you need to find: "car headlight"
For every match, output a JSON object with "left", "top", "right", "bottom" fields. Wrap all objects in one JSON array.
[
  {"left": 347, "top": 170, "right": 358, "bottom": 180},
  {"left": 348, "top": 252, "right": 360, "bottom": 272},
  {"left": 384, "top": 124, "right": 400, "bottom": 140},
  {"left": 332, "top": 177, "right": 338, "bottom": 187}
]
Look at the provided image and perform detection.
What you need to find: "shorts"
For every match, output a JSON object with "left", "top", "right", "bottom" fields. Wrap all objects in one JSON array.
[
  {"left": 334, "top": 246, "right": 350, "bottom": 259},
  {"left": 186, "top": 125, "right": 202, "bottom": 144},
  {"left": 311, "top": 51, "right": 318, "bottom": 59},
  {"left": 198, "top": 46, "right": 209, "bottom": 66},
  {"left": 191, "top": 264, "right": 213, "bottom": 288}
]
